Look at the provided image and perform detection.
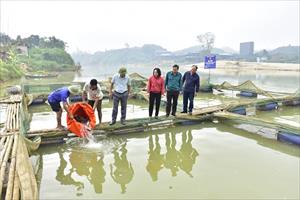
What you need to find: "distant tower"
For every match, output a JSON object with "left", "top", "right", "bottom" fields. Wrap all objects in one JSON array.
[{"left": 240, "top": 42, "right": 254, "bottom": 58}]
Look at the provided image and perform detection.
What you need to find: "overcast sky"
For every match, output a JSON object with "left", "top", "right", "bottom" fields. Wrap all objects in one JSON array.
[{"left": 0, "top": 0, "right": 299, "bottom": 53}]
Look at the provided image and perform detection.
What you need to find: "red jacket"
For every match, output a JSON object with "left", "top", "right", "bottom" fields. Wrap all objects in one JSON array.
[{"left": 147, "top": 76, "right": 165, "bottom": 94}]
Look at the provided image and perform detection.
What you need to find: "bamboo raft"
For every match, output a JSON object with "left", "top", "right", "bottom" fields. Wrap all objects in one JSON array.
[
  {"left": 0, "top": 95, "right": 38, "bottom": 199},
  {"left": 18, "top": 77, "right": 300, "bottom": 147},
  {"left": 25, "top": 93, "right": 300, "bottom": 145}
]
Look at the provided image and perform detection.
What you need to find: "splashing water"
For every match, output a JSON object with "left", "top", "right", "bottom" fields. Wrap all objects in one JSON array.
[{"left": 80, "top": 125, "right": 102, "bottom": 148}]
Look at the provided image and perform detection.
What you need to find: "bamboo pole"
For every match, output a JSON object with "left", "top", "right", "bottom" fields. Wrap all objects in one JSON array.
[
  {"left": 0, "top": 132, "right": 19, "bottom": 138},
  {"left": 11, "top": 104, "right": 16, "bottom": 131},
  {"left": 16, "top": 104, "right": 20, "bottom": 131},
  {"left": 12, "top": 173, "right": 20, "bottom": 200},
  {"left": 0, "top": 136, "right": 6, "bottom": 148},
  {"left": 9, "top": 104, "right": 14, "bottom": 131},
  {"left": 16, "top": 136, "right": 38, "bottom": 199},
  {"left": 0, "top": 135, "right": 14, "bottom": 196},
  {"left": 5, "top": 134, "right": 19, "bottom": 200},
  {"left": 0, "top": 135, "right": 10, "bottom": 166},
  {"left": 5, "top": 104, "right": 12, "bottom": 131}
]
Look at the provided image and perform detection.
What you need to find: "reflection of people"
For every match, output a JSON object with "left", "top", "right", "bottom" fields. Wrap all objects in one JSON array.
[
  {"left": 88, "top": 155, "right": 106, "bottom": 194},
  {"left": 179, "top": 130, "right": 199, "bottom": 177},
  {"left": 56, "top": 148, "right": 107, "bottom": 194},
  {"left": 164, "top": 132, "right": 180, "bottom": 177},
  {"left": 146, "top": 134, "right": 164, "bottom": 181},
  {"left": 56, "top": 149, "right": 84, "bottom": 193},
  {"left": 110, "top": 143, "right": 134, "bottom": 193}
]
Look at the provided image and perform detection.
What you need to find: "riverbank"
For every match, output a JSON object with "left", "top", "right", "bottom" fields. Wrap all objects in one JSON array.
[{"left": 185, "top": 61, "right": 300, "bottom": 71}]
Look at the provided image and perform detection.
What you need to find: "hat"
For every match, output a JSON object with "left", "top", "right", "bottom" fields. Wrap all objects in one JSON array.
[
  {"left": 68, "top": 85, "right": 81, "bottom": 95},
  {"left": 119, "top": 67, "right": 127, "bottom": 74}
]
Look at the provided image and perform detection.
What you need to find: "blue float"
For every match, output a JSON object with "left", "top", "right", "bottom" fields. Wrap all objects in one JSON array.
[
  {"left": 239, "top": 91, "right": 257, "bottom": 98},
  {"left": 229, "top": 106, "right": 246, "bottom": 115},
  {"left": 69, "top": 95, "right": 82, "bottom": 102},
  {"left": 31, "top": 98, "right": 46, "bottom": 105},
  {"left": 200, "top": 86, "right": 213, "bottom": 93},
  {"left": 278, "top": 132, "right": 300, "bottom": 146},
  {"left": 256, "top": 102, "right": 278, "bottom": 111}
]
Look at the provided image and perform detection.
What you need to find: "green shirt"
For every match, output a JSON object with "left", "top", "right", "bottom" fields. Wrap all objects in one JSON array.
[{"left": 165, "top": 71, "right": 182, "bottom": 91}]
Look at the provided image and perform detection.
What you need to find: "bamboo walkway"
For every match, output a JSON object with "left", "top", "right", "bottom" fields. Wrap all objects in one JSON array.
[{"left": 0, "top": 95, "right": 38, "bottom": 199}]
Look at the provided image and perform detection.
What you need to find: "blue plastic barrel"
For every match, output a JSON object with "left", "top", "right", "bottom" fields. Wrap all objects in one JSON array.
[
  {"left": 256, "top": 102, "right": 278, "bottom": 111},
  {"left": 278, "top": 132, "right": 300, "bottom": 146},
  {"left": 240, "top": 91, "right": 258, "bottom": 97},
  {"left": 31, "top": 98, "right": 45, "bottom": 105},
  {"left": 200, "top": 86, "right": 213, "bottom": 93},
  {"left": 229, "top": 106, "right": 246, "bottom": 115},
  {"left": 70, "top": 95, "right": 82, "bottom": 102}
]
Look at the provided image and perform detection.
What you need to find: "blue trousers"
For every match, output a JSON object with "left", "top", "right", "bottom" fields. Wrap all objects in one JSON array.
[
  {"left": 183, "top": 91, "right": 195, "bottom": 112},
  {"left": 112, "top": 91, "right": 128, "bottom": 122}
]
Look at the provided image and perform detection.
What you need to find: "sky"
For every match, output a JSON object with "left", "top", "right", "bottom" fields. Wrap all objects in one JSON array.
[{"left": 0, "top": 0, "right": 299, "bottom": 53}]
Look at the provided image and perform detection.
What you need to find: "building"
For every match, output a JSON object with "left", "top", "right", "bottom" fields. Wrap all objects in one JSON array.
[
  {"left": 16, "top": 45, "right": 28, "bottom": 56},
  {"left": 240, "top": 42, "right": 254, "bottom": 58}
]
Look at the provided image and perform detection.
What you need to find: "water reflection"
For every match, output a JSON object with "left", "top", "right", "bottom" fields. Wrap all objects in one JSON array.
[
  {"left": 55, "top": 147, "right": 106, "bottom": 195},
  {"left": 146, "top": 130, "right": 199, "bottom": 180},
  {"left": 110, "top": 143, "right": 134, "bottom": 194},
  {"left": 45, "top": 129, "right": 200, "bottom": 194},
  {"left": 56, "top": 148, "right": 84, "bottom": 193},
  {"left": 146, "top": 134, "right": 164, "bottom": 181},
  {"left": 178, "top": 130, "right": 199, "bottom": 177}
]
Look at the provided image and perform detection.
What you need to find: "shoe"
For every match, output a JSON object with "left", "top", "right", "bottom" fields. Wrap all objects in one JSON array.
[
  {"left": 121, "top": 120, "right": 126, "bottom": 125},
  {"left": 154, "top": 116, "right": 158, "bottom": 119},
  {"left": 188, "top": 112, "right": 192, "bottom": 115},
  {"left": 181, "top": 111, "right": 187, "bottom": 114},
  {"left": 171, "top": 114, "right": 176, "bottom": 117},
  {"left": 109, "top": 121, "right": 116, "bottom": 126},
  {"left": 166, "top": 114, "right": 169, "bottom": 117}
]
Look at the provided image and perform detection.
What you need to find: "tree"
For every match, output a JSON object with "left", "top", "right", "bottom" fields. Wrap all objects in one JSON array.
[
  {"left": 23, "top": 35, "right": 40, "bottom": 48},
  {"left": 0, "top": 33, "right": 13, "bottom": 46},
  {"left": 196, "top": 32, "right": 215, "bottom": 55}
]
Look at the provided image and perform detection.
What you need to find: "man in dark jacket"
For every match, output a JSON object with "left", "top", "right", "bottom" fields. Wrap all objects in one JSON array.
[{"left": 181, "top": 65, "right": 200, "bottom": 115}]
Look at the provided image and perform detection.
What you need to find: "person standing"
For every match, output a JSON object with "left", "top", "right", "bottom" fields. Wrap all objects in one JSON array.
[
  {"left": 82, "top": 79, "right": 104, "bottom": 124},
  {"left": 181, "top": 65, "right": 200, "bottom": 115},
  {"left": 47, "top": 85, "right": 81, "bottom": 130},
  {"left": 109, "top": 67, "right": 131, "bottom": 125},
  {"left": 147, "top": 68, "right": 164, "bottom": 119},
  {"left": 164, "top": 64, "right": 182, "bottom": 117}
]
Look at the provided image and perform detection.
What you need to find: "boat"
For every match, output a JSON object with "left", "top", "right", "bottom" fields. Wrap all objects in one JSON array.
[{"left": 25, "top": 73, "right": 58, "bottom": 79}]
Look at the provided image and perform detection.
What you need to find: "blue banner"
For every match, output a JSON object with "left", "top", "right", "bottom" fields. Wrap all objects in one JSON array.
[{"left": 204, "top": 55, "right": 216, "bottom": 69}]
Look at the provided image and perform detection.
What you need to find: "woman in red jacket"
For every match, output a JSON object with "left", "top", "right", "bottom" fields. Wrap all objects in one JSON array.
[{"left": 147, "top": 68, "right": 165, "bottom": 119}]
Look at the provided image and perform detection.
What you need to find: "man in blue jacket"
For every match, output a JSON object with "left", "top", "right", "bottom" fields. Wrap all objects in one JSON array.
[
  {"left": 181, "top": 65, "right": 200, "bottom": 115},
  {"left": 48, "top": 85, "right": 81, "bottom": 130}
]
